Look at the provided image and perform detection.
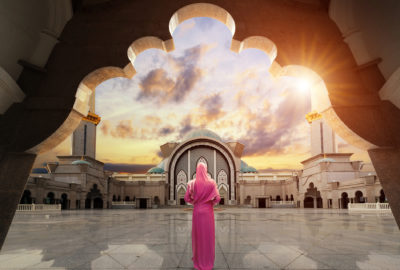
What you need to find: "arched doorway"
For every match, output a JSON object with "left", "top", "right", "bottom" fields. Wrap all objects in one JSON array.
[
  {"left": 112, "top": 195, "right": 116, "bottom": 201},
  {"left": 219, "top": 187, "right": 227, "bottom": 205},
  {"left": 379, "top": 189, "right": 386, "bottom": 203},
  {"left": 45, "top": 192, "right": 55, "bottom": 204},
  {"left": 20, "top": 190, "right": 32, "bottom": 204},
  {"left": 169, "top": 139, "right": 236, "bottom": 204},
  {"left": 258, "top": 198, "right": 266, "bottom": 208},
  {"left": 177, "top": 187, "right": 186, "bottom": 205},
  {"left": 125, "top": 196, "right": 130, "bottom": 201},
  {"left": 276, "top": 195, "right": 281, "bottom": 201},
  {"left": 154, "top": 196, "right": 160, "bottom": 206},
  {"left": 290, "top": 194, "right": 294, "bottom": 201},
  {"left": 61, "top": 193, "right": 69, "bottom": 210},
  {"left": 304, "top": 182, "right": 322, "bottom": 208},
  {"left": 355, "top": 191, "right": 364, "bottom": 203},
  {"left": 341, "top": 192, "right": 349, "bottom": 209},
  {"left": 93, "top": 197, "right": 103, "bottom": 209},
  {"left": 304, "top": 197, "right": 314, "bottom": 208},
  {"left": 86, "top": 184, "right": 103, "bottom": 209}
]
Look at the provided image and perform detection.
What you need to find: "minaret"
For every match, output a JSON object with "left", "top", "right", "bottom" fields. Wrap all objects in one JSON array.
[
  {"left": 72, "top": 92, "right": 100, "bottom": 159},
  {"left": 306, "top": 111, "right": 337, "bottom": 156}
]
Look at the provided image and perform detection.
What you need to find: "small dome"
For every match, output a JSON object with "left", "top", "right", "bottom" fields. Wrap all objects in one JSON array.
[
  {"left": 32, "top": 168, "right": 48, "bottom": 174},
  {"left": 183, "top": 129, "right": 223, "bottom": 142},
  {"left": 72, "top": 160, "right": 91, "bottom": 166},
  {"left": 240, "top": 160, "right": 258, "bottom": 173},
  {"left": 156, "top": 159, "right": 165, "bottom": 170},
  {"left": 148, "top": 167, "right": 165, "bottom": 174}
]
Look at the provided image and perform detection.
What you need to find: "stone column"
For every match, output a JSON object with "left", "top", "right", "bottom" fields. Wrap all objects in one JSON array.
[
  {"left": 369, "top": 148, "right": 400, "bottom": 229},
  {"left": 0, "top": 152, "right": 36, "bottom": 250},
  {"left": 299, "top": 194, "right": 305, "bottom": 208}
]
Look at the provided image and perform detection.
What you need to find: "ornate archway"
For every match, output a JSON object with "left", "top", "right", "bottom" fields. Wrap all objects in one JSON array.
[
  {"left": 2, "top": 0, "right": 400, "bottom": 250},
  {"left": 167, "top": 137, "right": 237, "bottom": 204}
]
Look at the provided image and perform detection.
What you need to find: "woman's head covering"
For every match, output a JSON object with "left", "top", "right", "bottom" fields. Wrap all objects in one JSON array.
[{"left": 190, "top": 162, "right": 219, "bottom": 204}]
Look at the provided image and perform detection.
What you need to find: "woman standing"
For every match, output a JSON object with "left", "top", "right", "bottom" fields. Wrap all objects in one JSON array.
[{"left": 184, "top": 162, "right": 220, "bottom": 270}]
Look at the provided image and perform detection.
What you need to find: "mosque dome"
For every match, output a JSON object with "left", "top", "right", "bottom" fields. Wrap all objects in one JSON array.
[
  {"left": 240, "top": 160, "right": 258, "bottom": 173},
  {"left": 32, "top": 168, "right": 48, "bottom": 174},
  {"left": 72, "top": 160, "right": 91, "bottom": 166},
  {"left": 183, "top": 129, "right": 223, "bottom": 142},
  {"left": 148, "top": 160, "right": 166, "bottom": 174},
  {"left": 148, "top": 167, "right": 165, "bottom": 174}
]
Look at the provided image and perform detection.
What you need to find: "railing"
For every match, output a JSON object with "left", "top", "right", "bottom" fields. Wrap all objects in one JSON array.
[
  {"left": 17, "top": 204, "right": 61, "bottom": 211},
  {"left": 348, "top": 203, "right": 391, "bottom": 211},
  {"left": 270, "top": 201, "right": 296, "bottom": 205},
  {"left": 111, "top": 201, "right": 136, "bottom": 206},
  {"left": 270, "top": 201, "right": 296, "bottom": 208}
]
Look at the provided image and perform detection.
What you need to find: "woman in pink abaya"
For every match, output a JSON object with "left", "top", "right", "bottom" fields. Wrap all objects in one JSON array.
[{"left": 184, "top": 162, "right": 220, "bottom": 270}]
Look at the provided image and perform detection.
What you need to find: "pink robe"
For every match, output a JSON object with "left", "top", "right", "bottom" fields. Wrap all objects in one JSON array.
[{"left": 184, "top": 163, "right": 220, "bottom": 270}]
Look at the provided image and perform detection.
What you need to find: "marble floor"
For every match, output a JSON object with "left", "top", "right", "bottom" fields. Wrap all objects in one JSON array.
[{"left": 0, "top": 208, "right": 400, "bottom": 269}]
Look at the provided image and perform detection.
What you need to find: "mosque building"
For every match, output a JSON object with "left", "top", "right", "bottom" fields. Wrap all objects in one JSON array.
[{"left": 23, "top": 98, "right": 385, "bottom": 210}]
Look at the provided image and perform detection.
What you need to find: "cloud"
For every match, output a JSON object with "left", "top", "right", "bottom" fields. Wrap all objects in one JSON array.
[
  {"left": 238, "top": 90, "right": 310, "bottom": 156},
  {"left": 137, "top": 44, "right": 210, "bottom": 104},
  {"left": 179, "top": 115, "right": 194, "bottom": 138},
  {"left": 159, "top": 126, "right": 175, "bottom": 136},
  {"left": 144, "top": 115, "right": 162, "bottom": 125},
  {"left": 100, "top": 120, "right": 111, "bottom": 135},
  {"left": 174, "top": 19, "right": 196, "bottom": 36},
  {"left": 137, "top": 68, "right": 175, "bottom": 101},
  {"left": 110, "top": 120, "right": 134, "bottom": 138}
]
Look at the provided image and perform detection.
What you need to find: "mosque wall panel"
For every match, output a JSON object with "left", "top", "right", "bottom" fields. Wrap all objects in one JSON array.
[
  {"left": 174, "top": 151, "right": 188, "bottom": 180},
  {"left": 216, "top": 151, "right": 230, "bottom": 183},
  {"left": 190, "top": 147, "right": 214, "bottom": 179}
]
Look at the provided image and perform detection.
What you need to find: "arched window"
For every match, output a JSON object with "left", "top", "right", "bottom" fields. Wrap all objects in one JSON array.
[
  {"left": 217, "top": 170, "right": 227, "bottom": 185},
  {"left": 177, "top": 170, "right": 187, "bottom": 185},
  {"left": 197, "top": 157, "right": 207, "bottom": 167},
  {"left": 341, "top": 192, "right": 349, "bottom": 209},
  {"left": 379, "top": 189, "right": 386, "bottom": 203},
  {"left": 355, "top": 191, "right": 364, "bottom": 203}
]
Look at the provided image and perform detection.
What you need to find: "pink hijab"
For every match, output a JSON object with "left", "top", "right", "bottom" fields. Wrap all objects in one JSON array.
[{"left": 188, "top": 162, "right": 219, "bottom": 204}]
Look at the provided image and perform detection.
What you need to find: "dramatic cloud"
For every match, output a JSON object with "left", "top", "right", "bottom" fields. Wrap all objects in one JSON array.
[
  {"left": 110, "top": 120, "right": 134, "bottom": 138},
  {"left": 179, "top": 115, "right": 194, "bottom": 138},
  {"left": 137, "top": 44, "right": 210, "bottom": 103},
  {"left": 199, "top": 93, "right": 225, "bottom": 121},
  {"left": 159, "top": 126, "right": 175, "bottom": 136},
  {"left": 100, "top": 120, "right": 111, "bottom": 135},
  {"left": 137, "top": 68, "right": 175, "bottom": 101},
  {"left": 238, "top": 89, "right": 310, "bottom": 156}
]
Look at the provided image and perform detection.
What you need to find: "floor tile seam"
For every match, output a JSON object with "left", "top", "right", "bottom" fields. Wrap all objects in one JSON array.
[
  {"left": 257, "top": 251, "right": 284, "bottom": 269},
  {"left": 217, "top": 241, "right": 230, "bottom": 270}
]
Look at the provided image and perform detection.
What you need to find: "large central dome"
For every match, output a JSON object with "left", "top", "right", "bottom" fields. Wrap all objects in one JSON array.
[{"left": 183, "top": 129, "right": 223, "bottom": 142}]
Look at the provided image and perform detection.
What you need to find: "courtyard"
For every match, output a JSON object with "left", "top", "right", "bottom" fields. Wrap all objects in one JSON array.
[{"left": 0, "top": 208, "right": 399, "bottom": 270}]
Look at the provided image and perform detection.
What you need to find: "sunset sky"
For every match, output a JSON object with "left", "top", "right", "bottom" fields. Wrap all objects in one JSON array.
[{"left": 35, "top": 17, "right": 370, "bottom": 172}]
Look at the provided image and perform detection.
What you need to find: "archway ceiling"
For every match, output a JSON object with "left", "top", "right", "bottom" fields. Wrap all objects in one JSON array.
[{"left": 1, "top": 0, "right": 394, "bottom": 155}]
